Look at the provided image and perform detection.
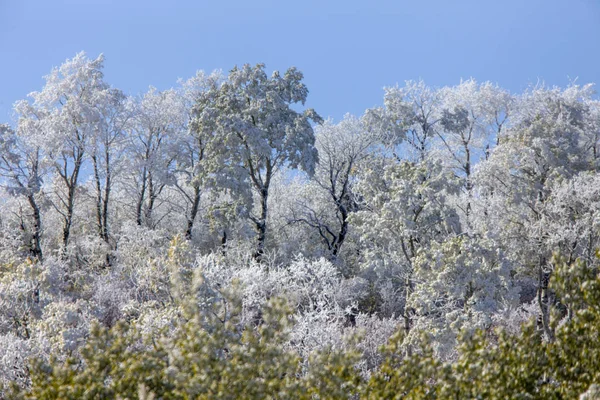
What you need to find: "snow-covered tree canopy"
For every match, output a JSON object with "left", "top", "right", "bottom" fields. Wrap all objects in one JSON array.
[{"left": 0, "top": 53, "right": 599, "bottom": 397}]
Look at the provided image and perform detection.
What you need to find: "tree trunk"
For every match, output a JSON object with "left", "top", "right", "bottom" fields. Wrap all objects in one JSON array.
[
  {"left": 61, "top": 187, "right": 76, "bottom": 257},
  {"left": 221, "top": 230, "right": 228, "bottom": 255},
  {"left": 464, "top": 143, "right": 472, "bottom": 229},
  {"left": 146, "top": 175, "right": 155, "bottom": 226},
  {"left": 253, "top": 186, "right": 268, "bottom": 261},
  {"left": 102, "top": 170, "right": 111, "bottom": 242},
  {"left": 93, "top": 150, "right": 113, "bottom": 267},
  {"left": 537, "top": 260, "right": 554, "bottom": 340},
  {"left": 101, "top": 147, "right": 111, "bottom": 242},
  {"left": 185, "top": 184, "right": 201, "bottom": 240},
  {"left": 92, "top": 155, "right": 105, "bottom": 240},
  {"left": 60, "top": 153, "right": 83, "bottom": 258},
  {"left": 27, "top": 193, "right": 43, "bottom": 262},
  {"left": 331, "top": 205, "right": 348, "bottom": 257},
  {"left": 251, "top": 160, "right": 272, "bottom": 262},
  {"left": 136, "top": 167, "right": 148, "bottom": 226}
]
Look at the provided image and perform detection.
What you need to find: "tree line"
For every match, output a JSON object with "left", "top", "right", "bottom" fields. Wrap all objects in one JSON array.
[{"left": 0, "top": 52, "right": 599, "bottom": 397}]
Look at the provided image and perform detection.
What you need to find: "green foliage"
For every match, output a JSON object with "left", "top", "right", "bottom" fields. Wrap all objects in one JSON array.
[{"left": 365, "top": 332, "right": 444, "bottom": 400}]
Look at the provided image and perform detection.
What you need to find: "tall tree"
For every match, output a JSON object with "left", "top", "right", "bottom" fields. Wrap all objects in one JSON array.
[
  {"left": 474, "top": 83, "right": 599, "bottom": 339},
  {"left": 378, "top": 79, "right": 444, "bottom": 162},
  {"left": 192, "top": 64, "right": 322, "bottom": 259},
  {"left": 290, "top": 115, "right": 379, "bottom": 259},
  {"left": 436, "top": 79, "right": 512, "bottom": 228},
  {"left": 175, "top": 71, "right": 223, "bottom": 240},
  {"left": 128, "top": 87, "right": 182, "bottom": 228},
  {"left": 353, "top": 158, "right": 461, "bottom": 335},
  {"left": 21, "top": 52, "right": 111, "bottom": 256},
  {"left": 90, "top": 89, "right": 131, "bottom": 251}
]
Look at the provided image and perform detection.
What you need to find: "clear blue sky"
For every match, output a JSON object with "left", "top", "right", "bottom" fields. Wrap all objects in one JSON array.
[{"left": 1, "top": 0, "right": 599, "bottom": 125}]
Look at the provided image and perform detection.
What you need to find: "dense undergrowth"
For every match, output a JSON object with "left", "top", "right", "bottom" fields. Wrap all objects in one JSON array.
[{"left": 4, "top": 248, "right": 600, "bottom": 399}]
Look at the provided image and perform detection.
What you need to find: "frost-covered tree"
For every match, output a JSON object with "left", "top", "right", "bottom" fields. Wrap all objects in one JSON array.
[
  {"left": 289, "top": 115, "right": 379, "bottom": 260},
  {"left": 175, "top": 70, "right": 223, "bottom": 240},
  {"left": 473, "top": 83, "right": 600, "bottom": 338},
  {"left": 18, "top": 53, "right": 112, "bottom": 255},
  {"left": 0, "top": 123, "right": 45, "bottom": 261},
  {"left": 191, "top": 64, "right": 322, "bottom": 259},
  {"left": 127, "top": 87, "right": 183, "bottom": 228},
  {"left": 436, "top": 79, "right": 512, "bottom": 227},
  {"left": 376, "top": 79, "right": 445, "bottom": 161},
  {"left": 353, "top": 158, "right": 461, "bottom": 331},
  {"left": 543, "top": 172, "right": 600, "bottom": 268},
  {"left": 409, "top": 236, "right": 518, "bottom": 356},
  {"left": 90, "top": 88, "right": 131, "bottom": 248}
]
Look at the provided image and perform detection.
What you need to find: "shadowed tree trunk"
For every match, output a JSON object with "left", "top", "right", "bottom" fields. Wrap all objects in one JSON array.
[
  {"left": 58, "top": 141, "right": 85, "bottom": 258},
  {"left": 185, "top": 184, "right": 201, "bottom": 240}
]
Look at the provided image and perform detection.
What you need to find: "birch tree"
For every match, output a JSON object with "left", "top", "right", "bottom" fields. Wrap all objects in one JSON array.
[
  {"left": 128, "top": 87, "right": 182, "bottom": 228},
  {"left": 21, "top": 52, "right": 111, "bottom": 255},
  {"left": 90, "top": 89, "right": 131, "bottom": 246}
]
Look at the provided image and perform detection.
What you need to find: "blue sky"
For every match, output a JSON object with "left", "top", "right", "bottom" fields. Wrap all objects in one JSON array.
[{"left": 1, "top": 0, "right": 599, "bottom": 124}]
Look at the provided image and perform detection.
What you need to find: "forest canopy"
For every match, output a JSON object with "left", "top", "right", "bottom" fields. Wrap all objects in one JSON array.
[{"left": 1, "top": 52, "right": 599, "bottom": 398}]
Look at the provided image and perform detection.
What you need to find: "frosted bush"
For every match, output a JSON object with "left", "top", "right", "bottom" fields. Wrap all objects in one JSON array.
[
  {"left": 34, "top": 299, "right": 97, "bottom": 354},
  {"left": 92, "top": 272, "right": 134, "bottom": 327},
  {"left": 350, "top": 313, "right": 401, "bottom": 375},
  {"left": 288, "top": 299, "right": 347, "bottom": 362},
  {"left": 114, "top": 223, "right": 171, "bottom": 303},
  {"left": 134, "top": 303, "right": 182, "bottom": 337},
  {"left": 0, "top": 333, "right": 33, "bottom": 389},
  {"left": 198, "top": 254, "right": 359, "bottom": 325},
  {"left": 490, "top": 303, "right": 538, "bottom": 335},
  {"left": 0, "top": 261, "right": 45, "bottom": 337}
]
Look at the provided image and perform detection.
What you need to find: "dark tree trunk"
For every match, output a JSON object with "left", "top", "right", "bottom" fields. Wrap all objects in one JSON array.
[
  {"left": 253, "top": 186, "right": 269, "bottom": 261},
  {"left": 146, "top": 176, "right": 156, "bottom": 226},
  {"left": 331, "top": 205, "right": 348, "bottom": 257},
  {"left": 102, "top": 173, "right": 111, "bottom": 242},
  {"left": 93, "top": 155, "right": 105, "bottom": 239},
  {"left": 27, "top": 193, "right": 43, "bottom": 262},
  {"left": 537, "top": 260, "right": 554, "bottom": 340},
  {"left": 136, "top": 167, "right": 147, "bottom": 226},
  {"left": 185, "top": 184, "right": 201, "bottom": 240},
  {"left": 250, "top": 160, "right": 272, "bottom": 262},
  {"left": 60, "top": 150, "right": 83, "bottom": 258},
  {"left": 221, "top": 230, "right": 228, "bottom": 255},
  {"left": 92, "top": 149, "right": 113, "bottom": 267}
]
